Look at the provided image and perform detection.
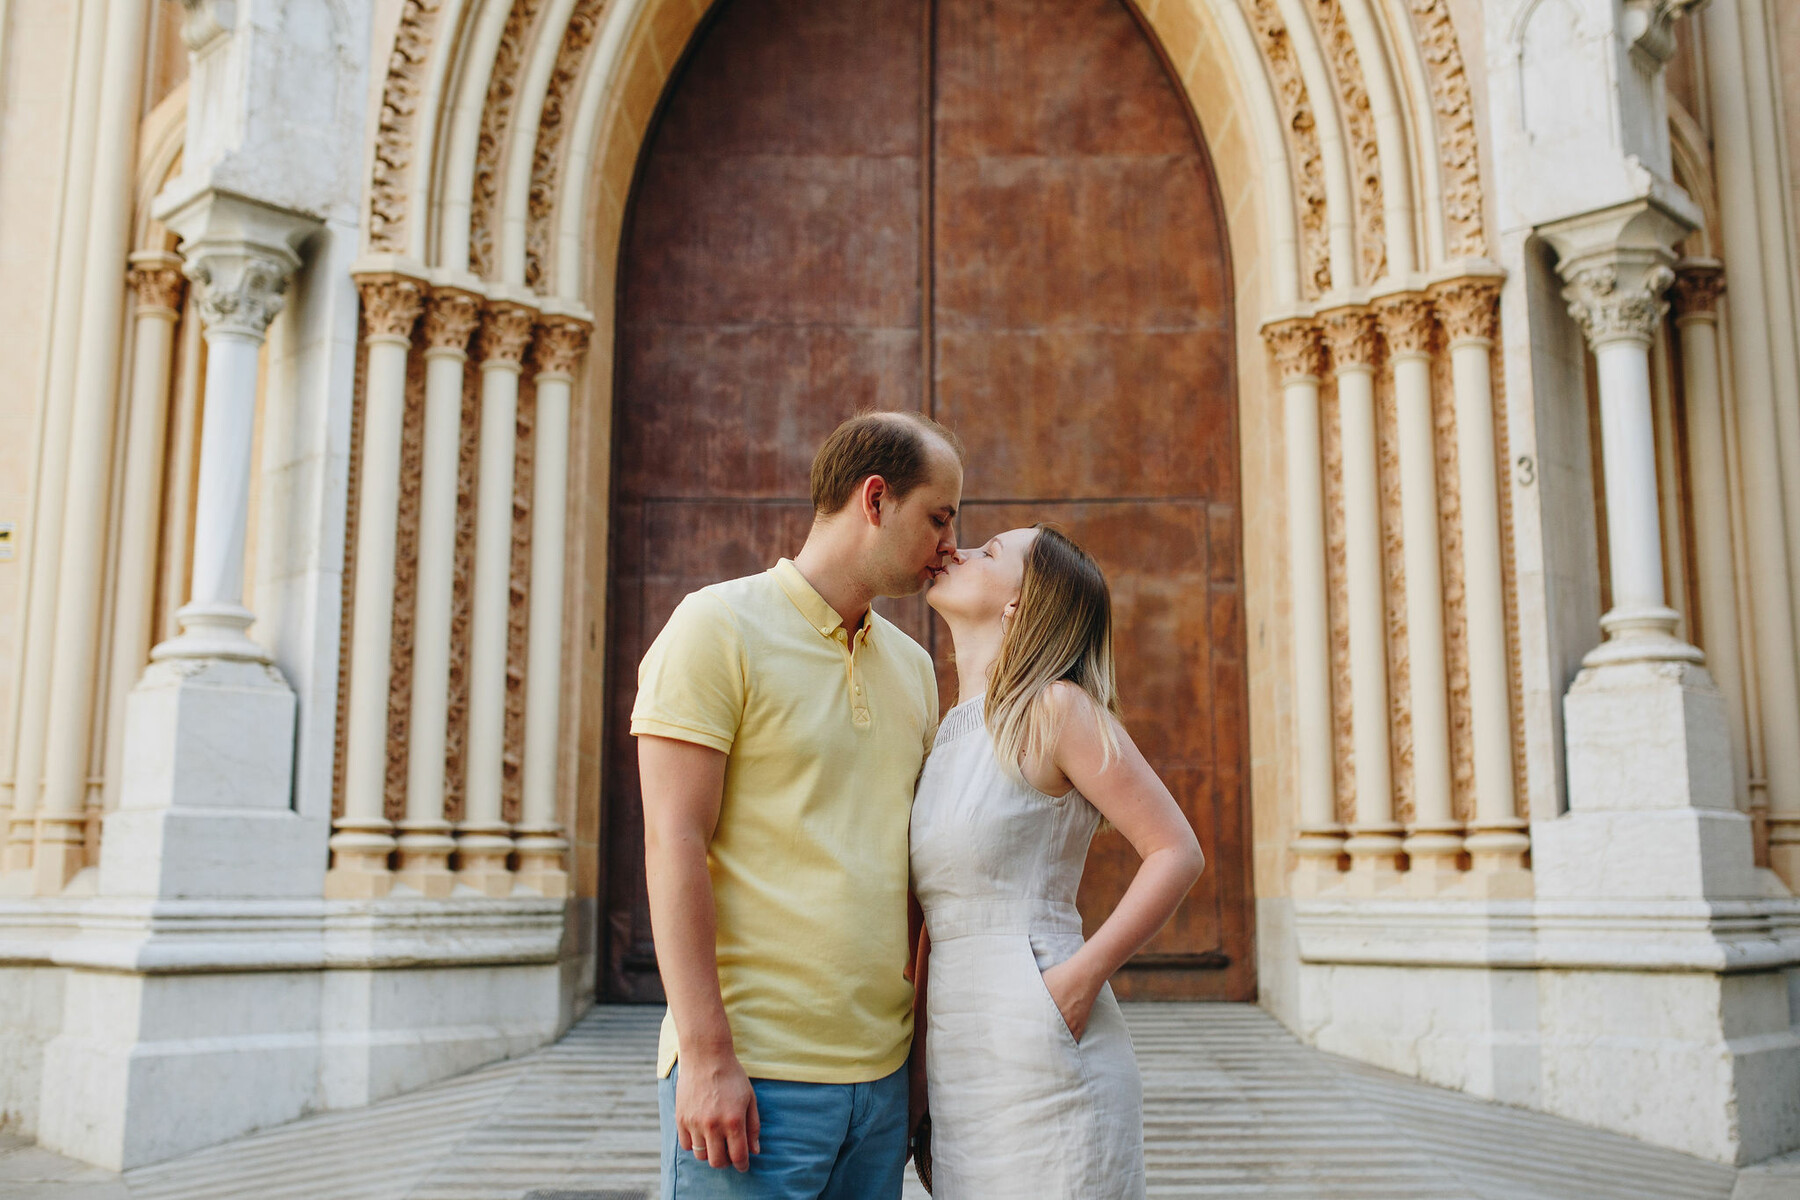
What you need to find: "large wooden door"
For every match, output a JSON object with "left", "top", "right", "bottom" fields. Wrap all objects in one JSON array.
[{"left": 604, "top": 0, "right": 1252, "bottom": 1003}]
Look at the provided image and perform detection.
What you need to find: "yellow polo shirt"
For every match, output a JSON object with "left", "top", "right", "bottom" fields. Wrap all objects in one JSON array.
[{"left": 632, "top": 559, "right": 938, "bottom": 1083}]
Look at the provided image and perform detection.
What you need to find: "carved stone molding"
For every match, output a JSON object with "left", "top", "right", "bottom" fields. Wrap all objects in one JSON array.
[
  {"left": 1561, "top": 261, "right": 1675, "bottom": 349},
  {"left": 534, "top": 315, "right": 593, "bottom": 377},
  {"left": 1376, "top": 369, "right": 1413, "bottom": 826},
  {"left": 1405, "top": 0, "right": 1487, "bottom": 259},
  {"left": 424, "top": 287, "right": 484, "bottom": 354},
  {"left": 356, "top": 273, "right": 428, "bottom": 343},
  {"left": 1321, "top": 307, "right": 1380, "bottom": 371},
  {"left": 1321, "top": 375, "right": 1354, "bottom": 823},
  {"left": 369, "top": 0, "right": 445, "bottom": 253},
  {"left": 1302, "top": 0, "right": 1386, "bottom": 285},
  {"left": 471, "top": 0, "right": 547, "bottom": 279},
  {"left": 478, "top": 301, "right": 538, "bottom": 366},
  {"left": 1671, "top": 260, "right": 1725, "bottom": 322},
  {"left": 527, "top": 0, "right": 609, "bottom": 292},
  {"left": 1623, "top": 0, "right": 1705, "bottom": 65},
  {"left": 1431, "top": 275, "right": 1502, "bottom": 346},
  {"left": 127, "top": 254, "right": 188, "bottom": 313},
  {"left": 1245, "top": 0, "right": 1331, "bottom": 298},
  {"left": 1264, "top": 318, "right": 1325, "bottom": 384},
  {"left": 187, "top": 244, "right": 298, "bottom": 340},
  {"left": 1374, "top": 292, "right": 1435, "bottom": 359}
]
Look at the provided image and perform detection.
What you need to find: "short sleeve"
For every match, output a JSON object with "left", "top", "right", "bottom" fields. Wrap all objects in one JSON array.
[{"left": 631, "top": 591, "right": 746, "bottom": 754}]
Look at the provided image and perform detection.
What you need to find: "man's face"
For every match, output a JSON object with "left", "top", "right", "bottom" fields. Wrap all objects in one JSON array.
[{"left": 869, "top": 442, "right": 963, "bottom": 598}]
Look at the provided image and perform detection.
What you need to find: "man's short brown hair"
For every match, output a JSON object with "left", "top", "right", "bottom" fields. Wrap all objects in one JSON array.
[{"left": 810, "top": 411, "right": 965, "bottom": 517}]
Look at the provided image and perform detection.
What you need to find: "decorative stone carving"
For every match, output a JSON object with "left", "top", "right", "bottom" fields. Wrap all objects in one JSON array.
[
  {"left": 1376, "top": 360, "right": 1413, "bottom": 827},
  {"left": 479, "top": 301, "right": 538, "bottom": 366},
  {"left": 471, "top": 0, "right": 546, "bottom": 279},
  {"left": 445, "top": 356, "right": 482, "bottom": 826},
  {"left": 1671, "top": 262, "right": 1725, "bottom": 321},
  {"left": 1375, "top": 293, "right": 1435, "bottom": 358},
  {"left": 1405, "top": 0, "right": 1487, "bottom": 258},
  {"left": 369, "top": 0, "right": 445, "bottom": 253},
  {"left": 504, "top": 378, "right": 535, "bottom": 826},
  {"left": 128, "top": 256, "right": 188, "bottom": 312},
  {"left": 534, "top": 315, "right": 592, "bottom": 377},
  {"left": 1432, "top": 276, "right": 1502, "bottom": 346},
  {"left": 186, "top": 245, "right": 297, "bottom": 339},
  {"left": 1264, "top": 318, "right": 1324, "bottom": 383},
  {"left": 424, "top": 287, "right": 484, "bottom": 354},
  {"left": 385, "top": 349, "right": 431, "bottom": 823},
  {"left": 1430, "top": 349, "right": 1475, "bottom": 823},
  {"left": 527, "top": 0, "right": 609, "bottom": 292},
  {"left": 1246, "top": 0, "right": 1331, "bottom": 297},
  {"left": 1321, "top": 307, "right": 1380, "bottom": 370},
  {"left": 355, "top": 274, "right": 427, "bottom": 342},
  {"left": 1622, "top": 0, "right": 1705, "bottom": 65},
  {"left": 1322, "top": 374, "right": 1354, "bottom": 823},
  {"left": 1302, "top": 0, "right": 1386, "bottom": 284},
  {"left": 1561, "top": 261, "right": 1675, "bottom": 349}
]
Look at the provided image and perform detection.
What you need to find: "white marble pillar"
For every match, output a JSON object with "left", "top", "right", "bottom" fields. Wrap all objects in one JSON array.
[
  {"left": 460, "top": 299, "right": 536, "bottom": 896},
  {"left": 1321, "top": 307, "right": 1402, "bottom": 877},
  {"left": 1534, "top": 199, "right": 1756, "bottom": 907},
  {"left": 1264, "top": 319, "right": 1343, "bottom": 864},
  {"left": 324, "top": 272, "right": 426, "bottom": 899},
  {"left": 395, "top": 285, "right": 482, "bottom": 897},
  {"left": 1374, "top": 292, "right": 1460, "bottom": 875},
  {"left": 1431, "top": 274, "right": 1531, "bottom": 874},
  {"left": 515, "top": 312, "right": 589, "bottom": 898},
  {"left": 101, "top": 255, "right": 187, "bottom": 814}
]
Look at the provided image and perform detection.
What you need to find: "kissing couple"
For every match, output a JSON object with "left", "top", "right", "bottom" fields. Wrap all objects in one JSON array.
[{"left": 634, "top": 411, "right": 1206, "bottom": 1199}]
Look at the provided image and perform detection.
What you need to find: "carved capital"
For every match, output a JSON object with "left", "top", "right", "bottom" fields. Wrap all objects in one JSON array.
[
  {"left": 1320, "top": 307, "right": 1379, "bottom": 371},
  {"left": 185, "top": 244, "right": 297, "bottom": 340},
  {"left": 1623, "top": 0, "right": 1705, "bottom": 65},
  {"left": 1671, "top": 261, "right": 1725, "bottom": 323},
  {"left": 478, "top": 300, "right": 537, "bottom": 367},
  {"left": 127, "top": 252, "right": 187, "bottom": 313},
  {"left": 423, "top": 287, "right": 484, "bottom": 355},
  {"left": 1561, "top": 260, "right": 1674, "bottom": 350},
  {"left": 355, "top": 273, "right": 426, "bottom": 343},
  {"left": 1373, "top": 292, "right": 1436, "bottom": 359},
  {"left": 1263, "top": 319, "right": 1324, "bottom": 384},
  {"left": 1431, "top": 276, "right": 1502, "bottom": 346},
  {"left": 534, "top": 315, "right": 593, "bottom": 377}
]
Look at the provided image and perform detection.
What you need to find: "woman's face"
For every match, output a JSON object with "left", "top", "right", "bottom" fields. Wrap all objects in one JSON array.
[{"left": 926, "top": 527, "right": 1039, "bottom": 623}]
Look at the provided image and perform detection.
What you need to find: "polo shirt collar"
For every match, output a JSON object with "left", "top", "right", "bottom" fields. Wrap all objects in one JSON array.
[{"left": 772, "top": 559, "right": 873, "bottom": 643}]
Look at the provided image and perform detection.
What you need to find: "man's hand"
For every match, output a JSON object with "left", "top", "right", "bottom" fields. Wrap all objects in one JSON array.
[{"left": 676, "top": 1050, "right": 761, "bottom": 1171}]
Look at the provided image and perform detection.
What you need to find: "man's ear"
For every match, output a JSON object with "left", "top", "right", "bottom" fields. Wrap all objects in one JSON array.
[{"left": 858, "top": 475, "right": 888, "bottom": 526}]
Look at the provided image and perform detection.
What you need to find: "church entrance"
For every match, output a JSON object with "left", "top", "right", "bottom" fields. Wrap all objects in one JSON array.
[{"left": 601, "top": 0, "right": 1252, "bottom": 1002}]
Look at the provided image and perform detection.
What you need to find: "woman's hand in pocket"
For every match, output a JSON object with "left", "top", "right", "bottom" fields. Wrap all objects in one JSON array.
[{"left": 1040, "top": 957, "right": 1102, "bottom": 1042}]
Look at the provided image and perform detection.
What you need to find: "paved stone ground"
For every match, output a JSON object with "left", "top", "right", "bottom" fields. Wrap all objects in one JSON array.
[{"left": 2, "top": 1004, "right": 1794, "bottom": 1199}]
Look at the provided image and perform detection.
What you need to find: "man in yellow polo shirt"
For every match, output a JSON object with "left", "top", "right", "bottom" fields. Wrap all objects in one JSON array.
[{"left": 635, "top": 411, "right": 963, "bottom": 1199}]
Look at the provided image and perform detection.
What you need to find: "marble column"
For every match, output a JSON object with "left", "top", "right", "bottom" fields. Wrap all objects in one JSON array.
[
  {"left": 395, "top": 285, "right": 481, "bottom": 897},
  {"left": 325, "top": 272, "right": 427, "bottom": 899},
  {"left": 1320, "top": 307, "right": 1401, "bottom": 876},
  {"left": 1430, "top": 274, "right": 1530, "bottom": 874},
  {"left": 1374, "top": 291, "right": 1461, "bottom": 876},
  {"left": 515, "top": 312, "right": 589, "bottom": 898},
  {"left": 460, "top": 298, "right": 536, "bottom": 896},
  {"left": 96, "top": 187, "right": 323, "bottom": 902},
  {"left": 1534, "top": 199, "right": 1755, "bottom": 906},
  {"left": 1263, "top": 319, "right": 1343, "bottom": 863}
]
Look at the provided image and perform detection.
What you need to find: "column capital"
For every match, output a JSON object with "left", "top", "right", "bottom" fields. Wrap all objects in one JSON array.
[
  {"left": 354, "top": 273, "right": 426, "bottom": 344},
  {"left": 478, "top": 299, "right": 539, "bottom": 368},
  {"left": 1430, "top": 275, "right": 1502, "bottom": 347},
  {"left": 156, "top": 188, "right": 319, "bottom": 342},
  {"left": 1262, "top": 318, "right": 1324, "bottom": 384},
  {"left": 534, "top": 313, "right": 594, "bottom": 378},
  {"left": 1538, "top": 195, "right": 1693, "bottom": 351},
  {"left": 1319, "top": 306, "right": 1379, "bottom": 372},
  {"left": 1372, "top": 291, "right": 1436, "bottom": 360},
  {"left": 1671, "top": 259, "right": 1725, "bottom": 324},
  {"left": 423, "top": 286, "right": 484, "bottom": 355},
  {"left": 1560, "top": 258, "right": 1674, "bottom": 350},
  {"left": 127, "top": 250, "right": 187, "bottom": 314}
]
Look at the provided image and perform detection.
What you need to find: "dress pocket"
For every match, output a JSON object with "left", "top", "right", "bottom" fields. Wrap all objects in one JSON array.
[{"left": 1024, "top": 935, "right": 1082, "bottom": 1049}]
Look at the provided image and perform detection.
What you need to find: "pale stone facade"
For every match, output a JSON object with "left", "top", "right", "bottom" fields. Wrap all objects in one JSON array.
[{"left": 0, "top": 0, "right": 1797, "bottom": 1175}]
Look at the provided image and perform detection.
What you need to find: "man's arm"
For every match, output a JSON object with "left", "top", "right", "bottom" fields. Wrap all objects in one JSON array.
[{"left": 640, "top": 734, "right": 759, "bottom": 1172}]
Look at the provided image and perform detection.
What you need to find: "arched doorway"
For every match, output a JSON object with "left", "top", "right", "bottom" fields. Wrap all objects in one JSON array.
[{"left": 602, "top": 0, "right": 1252, "bottom": 1002}]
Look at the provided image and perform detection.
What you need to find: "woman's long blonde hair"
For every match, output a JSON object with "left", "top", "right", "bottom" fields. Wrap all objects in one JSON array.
[{"left": 984, "top": 526, "right": 1121, "bottom": 783}]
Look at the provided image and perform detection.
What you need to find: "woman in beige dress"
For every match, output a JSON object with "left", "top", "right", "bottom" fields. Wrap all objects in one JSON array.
[{"left": 909, "top": 526, "right": 1206, "bottom": 1199}]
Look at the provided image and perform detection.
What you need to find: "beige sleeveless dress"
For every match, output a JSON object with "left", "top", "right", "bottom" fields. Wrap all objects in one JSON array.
[{"left": 910, "top": 695, "right": 1147, "bottom": 1199}]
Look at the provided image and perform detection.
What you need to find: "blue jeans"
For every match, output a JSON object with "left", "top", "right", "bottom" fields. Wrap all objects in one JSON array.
[{"left": 658, "top": 1062, "right": 908, "bottom": 1199}]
